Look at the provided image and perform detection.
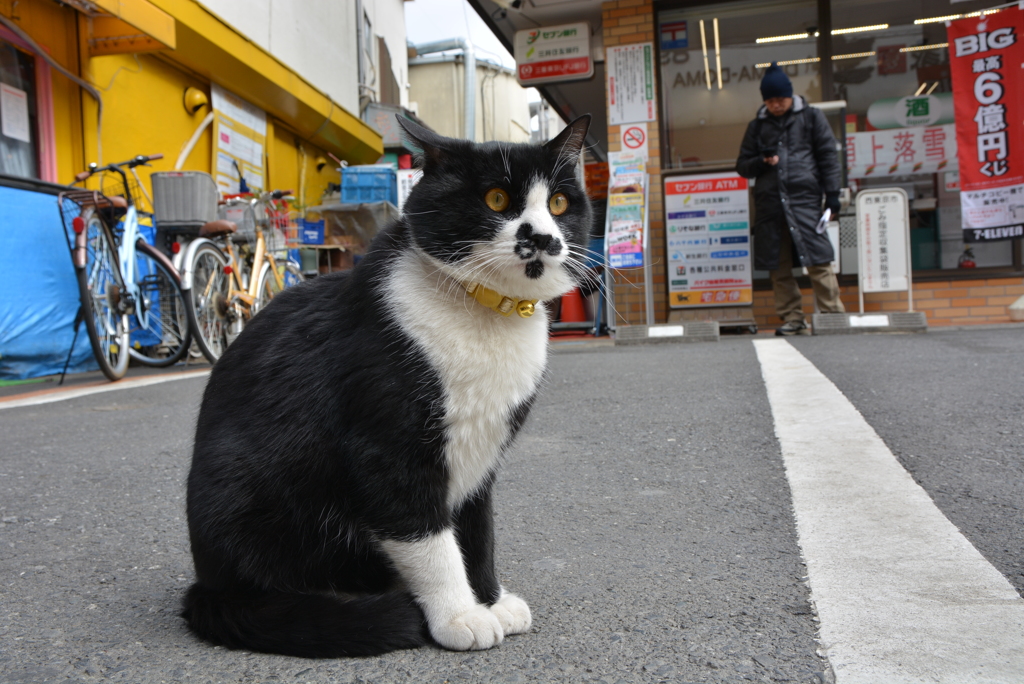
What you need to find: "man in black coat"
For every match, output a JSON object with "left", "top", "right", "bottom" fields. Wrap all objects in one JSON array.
[{"left": 736, "top": 63, "right": 845, "bottom": 335}]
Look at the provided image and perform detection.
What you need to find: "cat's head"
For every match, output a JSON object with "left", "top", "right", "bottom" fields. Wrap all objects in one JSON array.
[{"left": 397, "top": 114, "right": 593, "bottom": 304}]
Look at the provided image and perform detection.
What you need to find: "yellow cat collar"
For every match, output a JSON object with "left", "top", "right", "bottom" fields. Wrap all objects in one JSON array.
[{"left": 464, "top": 282, "right": 538, "bottom": 318}]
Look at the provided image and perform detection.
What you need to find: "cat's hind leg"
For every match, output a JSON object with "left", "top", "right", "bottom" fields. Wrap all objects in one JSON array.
[{"left": 381, "top": 530, "right": 504, "bottom": 650}]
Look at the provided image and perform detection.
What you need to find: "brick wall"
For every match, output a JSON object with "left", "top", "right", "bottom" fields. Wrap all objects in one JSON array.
[
  {"left": 602, "top": 0, "right": 667, "bottom": 326},
  {"left": 751, "top": 277, "right": 1024, "bottom": 329}
]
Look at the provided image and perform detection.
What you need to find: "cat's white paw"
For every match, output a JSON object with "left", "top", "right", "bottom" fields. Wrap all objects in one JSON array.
[
  {"left": 490, "top": 591, "right": 532, "bottom": 635},
  {"left": 429, "top": 604, "right": 504, "bottom": 651}
]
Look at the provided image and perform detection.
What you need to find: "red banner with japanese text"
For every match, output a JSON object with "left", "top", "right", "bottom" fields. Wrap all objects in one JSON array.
[{"left": 948, "top": 7, "right": 1024, "bottom": 242}]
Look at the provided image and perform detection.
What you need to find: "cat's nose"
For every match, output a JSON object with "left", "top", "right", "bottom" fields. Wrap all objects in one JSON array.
[{"left": 531, "top": 232, "right": 562, "bottom": 256}]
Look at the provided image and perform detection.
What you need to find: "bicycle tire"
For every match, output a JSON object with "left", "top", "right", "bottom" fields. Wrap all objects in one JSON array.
[
  {"left": 254, "top": 259, "right": 304, "bottom": 314},
  {"left": 185, "top": 242, "right": 232, "bottom": 363},
  {"left": 76, "top": 208, "right": 130, "bottom": 381},
  {"left": 127, "top": 240, "right": 192, "bottom": 367}
]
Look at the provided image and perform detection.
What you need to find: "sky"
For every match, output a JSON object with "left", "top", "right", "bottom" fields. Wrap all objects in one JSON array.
[{"left": 404, "top": 0, "right": 517, "bottom": 73}]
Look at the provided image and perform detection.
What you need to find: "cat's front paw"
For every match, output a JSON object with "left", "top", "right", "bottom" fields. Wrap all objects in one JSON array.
[
  {"left": 430, "top": 604, "right": 504, "bottom": 651},
  {"left": 490, "top": 591, "right": 532, "bottom": 635}
]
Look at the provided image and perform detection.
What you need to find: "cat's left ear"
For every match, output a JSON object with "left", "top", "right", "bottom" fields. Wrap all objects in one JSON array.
[
  {"left": 395, "top": 114, "right": 453, "bottom": 167},
  {"left": 543, "top": 114, "right": 591, "bottom": 165}
]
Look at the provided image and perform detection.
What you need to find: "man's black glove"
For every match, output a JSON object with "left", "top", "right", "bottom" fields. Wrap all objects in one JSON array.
[{"left": 825, "top": 191, "right": 841, "bottom": 216}]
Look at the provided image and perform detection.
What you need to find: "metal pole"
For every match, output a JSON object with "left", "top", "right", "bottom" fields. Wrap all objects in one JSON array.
[{"left": 642, "top": 172, "right": 654, "bottom": 326}]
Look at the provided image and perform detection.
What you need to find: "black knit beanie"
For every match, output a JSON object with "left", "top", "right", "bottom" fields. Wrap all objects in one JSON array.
[{"left": 760, "top": 63, "right": 793, "bottom": 100}]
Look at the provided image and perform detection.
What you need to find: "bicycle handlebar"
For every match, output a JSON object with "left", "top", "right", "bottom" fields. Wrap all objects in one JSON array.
[{"left": 76, "top": 154, "right": 164, "bottom": 181}]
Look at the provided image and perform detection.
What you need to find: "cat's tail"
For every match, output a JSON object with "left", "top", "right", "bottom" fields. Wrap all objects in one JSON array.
[{"left": 182, "top": 583, "right": 428, "bottom": 658}]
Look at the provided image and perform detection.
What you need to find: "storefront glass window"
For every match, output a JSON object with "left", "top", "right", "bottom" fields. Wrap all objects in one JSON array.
[
  {"left": 831, "top": 0, "right": 1014, "bottom": 270},
  {"left": 659, "top": 0, "right": 818, "bottom": 170},
  {"left": 0, "top": 38, "right": 38, "bottom": 179}
]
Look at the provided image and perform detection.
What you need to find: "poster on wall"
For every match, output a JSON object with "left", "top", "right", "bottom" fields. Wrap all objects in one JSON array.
[
  {"left": 846, "top": 124, "right": 957, "bottom": 178},
  {"left": 664, "top": 173, "right": 751, "bottom": 308},
  {"left": 0, "top": 83, "right": 31, "bottom": 143},
  {"left": 211, "top": 84, "right": 267, "bottom": 195},
  {"left": 514, "top": 22, "right": 593, "bottom": 86},
  {"left": 606, "top": 43, "right": 656, "bottom": 125},
  {"left": 947, "top": 7, "right": 1024, "bottom": 243},
  {"left": 605, "top": 153, "right": 647, "bottom": 269}
]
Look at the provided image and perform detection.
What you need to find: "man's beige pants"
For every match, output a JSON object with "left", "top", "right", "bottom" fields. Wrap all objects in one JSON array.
[{"left": 769, "top": 225, "right": 845, "bottom": 323}]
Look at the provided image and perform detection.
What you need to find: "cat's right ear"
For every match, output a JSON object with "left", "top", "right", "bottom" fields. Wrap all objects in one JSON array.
[{"left": 396, "top": 114, "right": 452, "bottom": 168}]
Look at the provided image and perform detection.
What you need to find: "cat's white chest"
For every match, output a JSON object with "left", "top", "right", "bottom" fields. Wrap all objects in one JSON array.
[{"left": 385, "top": 255, "right": 548, "bottom": 508}]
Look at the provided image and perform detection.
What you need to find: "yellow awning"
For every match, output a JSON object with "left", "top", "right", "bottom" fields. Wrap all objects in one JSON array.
[
  {"left": 63, "top": 0, "right": 177, "bottom": 55},
  {"left": 147, "top": 0, "right": 382, "bottom": 164}
]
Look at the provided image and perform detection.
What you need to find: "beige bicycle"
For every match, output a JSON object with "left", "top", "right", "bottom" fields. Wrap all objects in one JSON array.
[{"left": 181, "top": 190, "right": 304, "bottom": 362}]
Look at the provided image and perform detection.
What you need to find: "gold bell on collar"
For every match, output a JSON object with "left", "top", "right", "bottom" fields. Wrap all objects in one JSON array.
[{"left": 464, "top": 283, "right": 538, "bottom": 318}]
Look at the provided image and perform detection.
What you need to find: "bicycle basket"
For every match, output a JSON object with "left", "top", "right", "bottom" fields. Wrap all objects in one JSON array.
[
  {"left": 99, "top": 171, "right": 144, "bottom": 211},
  {"left": 219, "top": 199, "right": 258, "bottom": 243},
  {"left": 57, "top": 190, "right": 124, "bottom": 247},
  {"left": 151, "top": 171, "right": 219, "bottom": 232}
]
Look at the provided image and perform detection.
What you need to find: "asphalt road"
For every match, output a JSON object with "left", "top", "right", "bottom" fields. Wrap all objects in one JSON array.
[{"left": 1, "top": 326, "right": 1021, "bottom": 683}]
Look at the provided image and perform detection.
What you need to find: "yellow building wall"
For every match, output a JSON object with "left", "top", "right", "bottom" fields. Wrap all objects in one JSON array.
[
  {"left": 1, "top": 0, "right": 85, "bottom": 183},
  {"left": 5, "top": 0, "right": 359, "bottom": 213},
  {"left": 80, "top": 49, "right": 213, "bottom": 207},
  {"left": 269, "top": 124, "right": 342, "bottom": 212}
]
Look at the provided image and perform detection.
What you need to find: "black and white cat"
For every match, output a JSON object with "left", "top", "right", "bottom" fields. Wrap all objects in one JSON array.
[{"left": 183, "top": 114, "right": 593, "bottom": 657}]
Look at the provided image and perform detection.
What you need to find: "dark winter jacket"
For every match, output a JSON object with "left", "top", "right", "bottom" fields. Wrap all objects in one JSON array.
[{"left": 736, "top": 96, "right": 841, "bottom": 270}]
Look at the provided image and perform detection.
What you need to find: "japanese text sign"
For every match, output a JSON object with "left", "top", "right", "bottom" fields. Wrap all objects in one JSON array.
[
  {"left": 948, "top": 7, "right": 1024, "bottom": 242},
  {"left": 606, "top": 43, "right": 656, "bottom": 125},
  {"left": 856, "top": 189, "right": 910, "bottom": 294},
  {"left": 664, "top": 173, "right": 752, "bottom": 308},
  {"left": 846, "top": 125, "right": 957, "bottom": 178},
  {"left": 515, "top": 23, "right": 593, "bottom": 86}
]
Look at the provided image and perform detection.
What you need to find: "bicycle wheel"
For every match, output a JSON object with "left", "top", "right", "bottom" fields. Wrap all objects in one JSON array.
[
  {"left": 184, "top": 242, "right": 232, "bottom": 363},
  {"left": 127, "top": 241, "right": 191, "bottom": 367},
  {"left": 76, "top": 208, "right": 130, "bottom": 381},
  {"left": 254, "top": 259, "right": 304, "bottom": 313}
]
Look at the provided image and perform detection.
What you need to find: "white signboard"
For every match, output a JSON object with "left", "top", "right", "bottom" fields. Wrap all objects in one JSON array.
[
  {"left": 606, "top": 43, "right": 656, "bottom": 125},
  {"left": 0, "top": 83, "right": 31, "bottom": 143},
  {"left": 515, "top": 23, "right": 593, "bottom": 86},
  {"left": 664, "top": 172, "right": 752, "bottom": 308},
  {"left": 846, "top": 124, "right": 957, "bottom": 179},
  {"left": 856, "top": 188, "right": 911, "bottom": 293},
  {"left": 397, "top": 169, "right": 423, "bottom": 211},
  {"left": 211, "top": 84, "right": 267, "bottom": 194}
]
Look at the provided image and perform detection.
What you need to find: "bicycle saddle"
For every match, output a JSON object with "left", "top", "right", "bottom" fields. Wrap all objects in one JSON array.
[{"left": 199, "top": 220, "right": 237, "bottom": 238}]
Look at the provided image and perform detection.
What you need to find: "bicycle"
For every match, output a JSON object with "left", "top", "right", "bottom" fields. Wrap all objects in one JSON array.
[
  {"left": 59, "top": 154, "right": 192, "bottom": 381},
  {"left": 180, "top": 189, "right": 303, "bottom": 363}
]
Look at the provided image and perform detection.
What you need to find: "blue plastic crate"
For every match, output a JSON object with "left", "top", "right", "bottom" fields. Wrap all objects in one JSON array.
[
  {"left": 299, "top": 218, "right": 325, "bottom": 244},
  {"left": 341, "top": 165, "right": 398, "bottom": 206}
]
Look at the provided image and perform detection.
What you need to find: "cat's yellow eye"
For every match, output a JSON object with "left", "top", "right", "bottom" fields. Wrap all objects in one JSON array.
[
  {"left": 485, "top": 188, "right": 510, "bottom": 212},
  {"left": 549, "top": 193, "right": 569, "bottom": 216}
]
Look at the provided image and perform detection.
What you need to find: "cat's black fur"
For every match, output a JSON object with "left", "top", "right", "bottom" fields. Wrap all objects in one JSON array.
[{"left": 183, "top": 115, "right": 592, "bottom": 657}]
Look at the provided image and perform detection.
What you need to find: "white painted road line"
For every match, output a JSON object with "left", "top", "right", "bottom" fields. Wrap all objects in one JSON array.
[
  {"left": 754, "top": 339, "right": 1024, "bottom": 684},
  {"left": 0, "top": 370, "right": 210, "bottom": 411}
]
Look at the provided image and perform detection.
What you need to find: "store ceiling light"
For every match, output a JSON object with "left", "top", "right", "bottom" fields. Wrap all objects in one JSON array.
[
  {"left": 914, "top": 10, "right": 998, "bottom": 25},
  {"left": 754, "top": 57, "right": 820, "bottom": 68},
  {"left": 831, "top": 23, "right": 888, "bottom": 35},
  {"left": 756, "top": 32, "right": 810, "bottom": 44},
  {"left": 914, "top": 14, "right": 962, "bottom": 24},
  {"left": 832, "top": 51, "right": 876, "bottom": 60},
  {"left": 700, "top": 19, "right": 712, "bottom": 90},
  {"left": 899, "top": 43, "right": 948, "bottom": 53},
  {"left": 713, "top": 18, "right": 723, "bottom": 90}
]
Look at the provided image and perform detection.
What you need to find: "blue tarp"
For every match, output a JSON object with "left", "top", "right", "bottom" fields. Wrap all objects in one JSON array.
[{"left": 0, "top": 182, "right": 97, "bottom": 379}]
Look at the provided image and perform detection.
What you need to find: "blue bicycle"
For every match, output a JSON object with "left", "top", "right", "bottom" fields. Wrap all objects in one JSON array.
[{"left": 59, "top": 154, "right": 191, "bottom": 381}]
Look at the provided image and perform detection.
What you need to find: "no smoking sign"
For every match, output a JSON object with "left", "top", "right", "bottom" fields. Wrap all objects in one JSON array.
[{"left": 619, "top": 123, "right": 648, "bottom": 160}]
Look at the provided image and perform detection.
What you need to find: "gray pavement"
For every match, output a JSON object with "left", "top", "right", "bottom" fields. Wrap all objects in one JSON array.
[{"left": 1, "top": 326, "right": 1021, "bottom": 683}]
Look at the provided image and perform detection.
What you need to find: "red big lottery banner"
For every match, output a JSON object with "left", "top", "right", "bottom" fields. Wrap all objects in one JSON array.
[{"left": 948, "top": 7, "right": 1024, "bottom": 243}]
